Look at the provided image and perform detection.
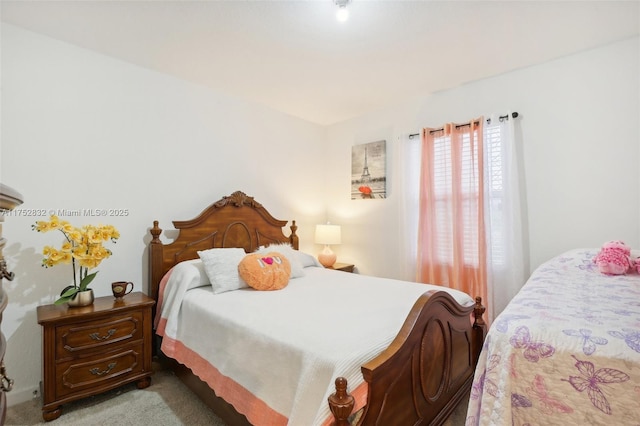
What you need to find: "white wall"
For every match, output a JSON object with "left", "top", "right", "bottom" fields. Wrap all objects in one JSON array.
[
  {"left": 326, "top": 37, "right": 640, "bottom": 281},
  {"left": 0, "top": 24, "right": 327, "bottom": 405}
]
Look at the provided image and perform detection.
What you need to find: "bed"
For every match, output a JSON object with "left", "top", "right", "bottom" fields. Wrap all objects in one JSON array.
[
  {"left": 148, "top": 190, "right": 487, "bottom": 425},
  {"left": 466, "top": 249, "right": 640, "bottom": 425}
]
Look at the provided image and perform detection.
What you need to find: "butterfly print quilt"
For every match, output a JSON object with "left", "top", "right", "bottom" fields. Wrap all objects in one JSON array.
[{"left": 466, "top": 249, "right": 640, "bottom": 425}]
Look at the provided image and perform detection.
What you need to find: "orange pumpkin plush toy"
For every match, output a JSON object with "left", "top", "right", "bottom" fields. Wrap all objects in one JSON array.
[{"left": 238, "top": 252, "right": 291, "bottom": 291}]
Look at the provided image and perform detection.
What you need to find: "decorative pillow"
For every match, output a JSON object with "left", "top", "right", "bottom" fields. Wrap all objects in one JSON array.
[
  {"left": 197, "top": 248, "right": 247, "bottom": 294},
  {"left": 238, "top": 252, "right": 291, "bottom": 291},
  {"left": 256, "top": 243, "right": 305, "bottom": 278}
]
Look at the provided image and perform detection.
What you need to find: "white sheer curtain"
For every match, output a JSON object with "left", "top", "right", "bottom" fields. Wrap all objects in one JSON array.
[
  {"left": 396, "top": 133, "right": 421, "bottom": 282},
  {"left": 483, "top": 113, "right": 526, "bottom": 320},
  {"left": 400, "top": 113, "right": 526, "bottom": 322}
]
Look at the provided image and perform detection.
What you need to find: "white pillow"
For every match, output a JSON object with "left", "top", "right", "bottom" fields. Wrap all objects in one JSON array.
[
  {"left": 295, "top": 250, "right": 323, "bottom": 268},
  {"left": 197, "top": 248, "right": 247, "bottom": 294},
  {"left": 256, "top": 243, "right": 305, "bottom": 278}
]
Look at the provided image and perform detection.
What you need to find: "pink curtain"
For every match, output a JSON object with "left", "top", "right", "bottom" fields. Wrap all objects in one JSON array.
[{"left": 417, "top": 118, "right": 487, "bottom": 307}]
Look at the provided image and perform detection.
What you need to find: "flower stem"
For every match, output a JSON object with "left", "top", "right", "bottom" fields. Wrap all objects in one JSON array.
[{"left": 72, "top": 257, "right": 78, "bottom": 288}]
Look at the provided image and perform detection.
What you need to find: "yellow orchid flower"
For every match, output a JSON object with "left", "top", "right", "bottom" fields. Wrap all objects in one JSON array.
[
  {"left": 61, "top": 222, "right": 75, "bottom": 233},
  {"left": 68, "top": 229, "right": 83, "bottom": 244},
  {"left": 49, "top": 215, "right": 60, "bottom": 229},
  {"left": 48, "top": 248, "right": 62, "bottom": 262},
  {"left": 33, "top": 221, "right": 51, "bottom": 232},
  {"left": 33, "top": 215, "right": 119, "bottom": 303},
  {"left": 77, "top": 255, "right": 101, "bottom": 269}
]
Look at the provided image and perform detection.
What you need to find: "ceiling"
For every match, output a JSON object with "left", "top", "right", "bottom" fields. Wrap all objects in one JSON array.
[{"left": 2, "top": 1, "right": 639, "bottom": 125}]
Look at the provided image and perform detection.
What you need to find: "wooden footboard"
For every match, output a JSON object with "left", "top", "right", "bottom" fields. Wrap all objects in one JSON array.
[{"left": 329, "top": 292, "right": 486, "bottom": 426}]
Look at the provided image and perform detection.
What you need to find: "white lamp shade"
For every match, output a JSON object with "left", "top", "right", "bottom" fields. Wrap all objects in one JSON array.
[{"left": 315, "top": 224, "right": 341, "bottom": 245}]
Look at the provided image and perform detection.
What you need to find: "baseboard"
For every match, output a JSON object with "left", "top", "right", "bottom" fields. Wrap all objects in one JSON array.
[{"left": 6, "top": 384, "right": 39, "bottom": 407}]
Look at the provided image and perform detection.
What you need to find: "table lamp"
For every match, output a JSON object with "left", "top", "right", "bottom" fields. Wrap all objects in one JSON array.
[{"left": 315, "top": 224, "right": 341, "bottom": 268}]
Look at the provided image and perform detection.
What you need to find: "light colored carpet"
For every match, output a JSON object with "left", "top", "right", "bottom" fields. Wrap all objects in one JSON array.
[
  {"left": 6, "top": 364, "right": 468, "bottom": 425},
  {"left": 5, "top": 365, "right": 225, "bottom": 426}
]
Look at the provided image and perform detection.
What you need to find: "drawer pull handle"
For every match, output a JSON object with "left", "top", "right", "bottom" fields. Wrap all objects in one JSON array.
[
  {"left": 89, "top": 362, "right": 117, "bottom": 376},
  {"left": 0, "top": 362, "right": 14, "bottom": 392},
  {"left": 89, "top": 328, "right": 116, "bottom": 341}
]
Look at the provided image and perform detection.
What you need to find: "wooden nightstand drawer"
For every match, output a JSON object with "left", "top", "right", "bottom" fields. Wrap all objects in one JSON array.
[
  {"left": 56, "top": 346, "right": 145, "bottom": 399},
  {"left": 56, "top": 312, "right": 143, "bottom": 358}
]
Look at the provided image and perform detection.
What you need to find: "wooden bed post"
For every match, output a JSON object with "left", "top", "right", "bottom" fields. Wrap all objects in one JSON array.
[
  {"left": 328, "top": 377, "right": 354, "bottom": 426},
  {"left": 148, "top": 220, "right": 164, "bottom": 357},
  {"left": 289, "top": 220, "right": 299, "bottom": 250},
  {"left": 149, "top": 220, "right": 164, "bottom": 302},
  {"left": 472, "top": 296, "right": 487, "bottom": 362}
]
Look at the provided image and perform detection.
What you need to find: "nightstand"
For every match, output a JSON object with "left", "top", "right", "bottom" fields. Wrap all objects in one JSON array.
[
  {"left": 36, "top": 292, "right": 154, "bottom": 421},
  {"left": 326, "top": 262, "right": 355, "bottom": 273}
]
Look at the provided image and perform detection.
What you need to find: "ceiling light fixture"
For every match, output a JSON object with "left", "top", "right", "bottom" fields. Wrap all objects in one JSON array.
[{"left": 335, "top": 0, "right": 351, "bottom": 22}]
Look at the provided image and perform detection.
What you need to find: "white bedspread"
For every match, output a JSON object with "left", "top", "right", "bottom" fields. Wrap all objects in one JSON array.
[
  {"left": 156, "top": 265, "right": 474, "bottom": 426},
  {"left": 466, "top": 249, "right": 640, "bottom": 425}
]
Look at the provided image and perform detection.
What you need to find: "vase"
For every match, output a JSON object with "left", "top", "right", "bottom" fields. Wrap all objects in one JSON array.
[{"left": 67, "top": 289, "right": 95, "bottom": 307}]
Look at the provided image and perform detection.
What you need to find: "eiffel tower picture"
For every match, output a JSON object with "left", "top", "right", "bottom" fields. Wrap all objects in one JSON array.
[{"left": 351, "top": 140, "right": 386, "bottom": 200}]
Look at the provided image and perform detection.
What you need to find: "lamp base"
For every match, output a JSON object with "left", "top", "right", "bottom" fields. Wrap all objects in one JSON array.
[{"left": 318, "top": 246, "right": 337, "bottom": 268}]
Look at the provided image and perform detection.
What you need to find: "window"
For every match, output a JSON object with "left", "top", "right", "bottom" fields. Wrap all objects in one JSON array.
[{"left": 430, "top": 129, "right": 482, "bottom": 267}]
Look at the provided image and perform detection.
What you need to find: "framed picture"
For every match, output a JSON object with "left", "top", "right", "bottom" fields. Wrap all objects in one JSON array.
[{"left": 351, "top": 140, "right": 386, "bottom": 199}]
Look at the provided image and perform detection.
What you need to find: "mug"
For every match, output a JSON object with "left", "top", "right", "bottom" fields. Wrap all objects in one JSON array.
[{"left": 112, "top": 281, "right": 134, "bottom": 299}]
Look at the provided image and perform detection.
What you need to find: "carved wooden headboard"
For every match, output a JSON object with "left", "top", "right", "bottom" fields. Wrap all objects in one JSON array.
[{"left": 148, "top": 191, "right": 298, "bottom": 301}]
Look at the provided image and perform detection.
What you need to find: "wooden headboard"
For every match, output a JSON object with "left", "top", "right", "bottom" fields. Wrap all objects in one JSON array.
[{"left": 148, "top": 191, "right": 298, "bottom": 301}]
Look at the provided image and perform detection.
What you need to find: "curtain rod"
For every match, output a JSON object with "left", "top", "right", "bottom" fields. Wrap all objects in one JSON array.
[{"left": 408, "top": 111, "right": 519, "bottom": 139}]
